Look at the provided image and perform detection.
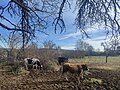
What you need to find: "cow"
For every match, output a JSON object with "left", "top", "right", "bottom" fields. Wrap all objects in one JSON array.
[
  {"left": 60, "top": 63, "right": 89, "bottom": 82},
  {"left": 24, "top": 58, "right": 43, "bottom": 70},
  {"left": 58, "top": 56, "right": 68, "bottom": 65},
  {"left": 32, "top": 58, "right": 43, "bottom": 70},
  {"left": 24, "top": 58, "right": 33, "bottom": 70}
]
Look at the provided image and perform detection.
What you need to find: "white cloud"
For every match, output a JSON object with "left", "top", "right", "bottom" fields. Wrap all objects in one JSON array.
[
  {"left": 58, "top": 28, "right": 100, "bottom": 41},
  {"left": 57, "top": 22, "right": 107, "bottom": 41},
  {"left": 92, "top": 36, "right": 106, "bottom": 41},
  {"left": 85, "top": 38, "right": 105, "bottom": 51},
  {"left": 61, "top": 40, "right": 104, "bottom": 51},
  {"left": 61, "top": 46, "right": 75, "bottom": 50},
  {"left": 58, "top": 31, "right": 81, "bottom": 40},
  {"left": 60, "top": 36, "right": 105, "bottom": 51}
]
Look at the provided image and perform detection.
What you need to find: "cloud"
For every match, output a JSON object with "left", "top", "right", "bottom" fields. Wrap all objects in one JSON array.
[
  {"left": 92, "top": 36, "right": 106, "bottom": 41},
  {"left": 57, "top": 31, "right": 81, "bottom": 40},
  {"left": 85, "top": 38, "right": 105, "bottom": 51},
  {"left": 61, "top": 46, "right": 75, "bottom": 50},
  {"left": 59, "top": 35, "right": 106, "bottom": 51},
  {"left": 57, "top": 24, "right": 102, "bottom": 41},
  {"left": 60, "top": 38, "right": 105, "bottom": 51}
]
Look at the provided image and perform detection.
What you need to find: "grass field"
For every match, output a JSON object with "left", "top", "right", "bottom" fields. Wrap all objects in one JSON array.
[
  {"left": 70, "top": 56, "right": 120, "bottom": 64},
  {"left": 70, "top": 56, "right": 120, "bottom": 70}
]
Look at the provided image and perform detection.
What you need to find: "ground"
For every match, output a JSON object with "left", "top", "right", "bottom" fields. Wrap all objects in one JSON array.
[{"left": 0, "top": 57, "right": 120, "bottom": 90}]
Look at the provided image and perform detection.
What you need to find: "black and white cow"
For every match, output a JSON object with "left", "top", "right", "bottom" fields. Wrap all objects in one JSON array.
[
  {"left": 24, "top": 58, "right": 43, "bottom": 70},
  {"left": 32, "top": 58, "right": 43, "bottom": 70}
]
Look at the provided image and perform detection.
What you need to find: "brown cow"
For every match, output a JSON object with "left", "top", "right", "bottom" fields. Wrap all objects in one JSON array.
[{"left": 60, "top": 63, "right": 89, "bottom": 82}]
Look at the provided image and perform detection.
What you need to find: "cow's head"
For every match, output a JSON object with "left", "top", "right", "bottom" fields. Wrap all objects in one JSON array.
[
  {"left": 58, "top": 57, "right": 68, "bottom": 65},
  {"left": 33, "top": 60, "right": 43, "bottom": 70},
  {"left": 81, "top": 64, "right": 89, "bottom": 71}
]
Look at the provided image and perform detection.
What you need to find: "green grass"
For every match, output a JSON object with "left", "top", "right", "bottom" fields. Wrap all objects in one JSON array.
[
  {"left": 70, "top": 56, "right": 120, "bottom": 64},
  {"left": 69, "top": 56, "right": 120, "bottom": 70},
  {"left": 85, "top": 78, "right": 103, "bottom": 84}
]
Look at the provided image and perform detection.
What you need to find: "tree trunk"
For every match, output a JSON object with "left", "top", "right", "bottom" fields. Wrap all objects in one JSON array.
[{"left": 105, "top": 55, "right": 108, "bottom": 63}]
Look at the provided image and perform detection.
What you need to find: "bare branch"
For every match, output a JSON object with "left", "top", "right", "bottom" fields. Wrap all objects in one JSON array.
[
  {"left": 52, "top": 0, "right": 67, "bottom": 33},
  {"left": 11, "top": 0, "right": 29, "bottom": 12},
  {"left": 75, "top": 0, "right": 120, "bottom": 38},
  {"left": 0, "top": 22, "right": 32, "bottom": 34}
]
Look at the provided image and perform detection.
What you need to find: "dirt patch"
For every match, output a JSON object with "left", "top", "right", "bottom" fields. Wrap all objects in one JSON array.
[{"left": 0, "top": 63, "right": 120, "bottom": 90}]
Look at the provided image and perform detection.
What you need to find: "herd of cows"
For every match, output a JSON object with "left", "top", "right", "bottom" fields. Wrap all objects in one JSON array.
[{"left": 24, "top": 57, "right": 89, "bottom": 80}]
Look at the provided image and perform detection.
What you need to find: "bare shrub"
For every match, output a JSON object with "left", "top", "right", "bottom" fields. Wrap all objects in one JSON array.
[{"left": 1, "top": 61, "right": 24, "bottom": 75}]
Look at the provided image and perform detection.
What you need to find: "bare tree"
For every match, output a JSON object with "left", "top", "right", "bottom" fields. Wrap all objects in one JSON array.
[
  {"left": 75, "top": 39, "right": 94, "bottom": 58},
  {"left": 0, "top": 32, "right": 22, "bottom": 61},
  {"left": 43, "top": 40, "right": 56, "bottom": 49},
  {"left": 109, "top": 38, "right": 120, "bottom": 51},
  {"left": 75, "top": 0, "right": 120, "bottom": 38},
  {"left": 25, "top": 42, "right": 39, "bottom": 58},
  {"left": 1, "top": 0, "right": 120, "bottom": 45},
  {"left": 100, "top": 38, "right": 120, "bottom": 63},
  {"left": 0, "top": 0, "right": 69, "bottom": 49},
  {"left": 101, "top": 42, "right": 109, "bottom": 63},
  {"left": 75, "top": 39, "right": 94, "bottom": 52}
]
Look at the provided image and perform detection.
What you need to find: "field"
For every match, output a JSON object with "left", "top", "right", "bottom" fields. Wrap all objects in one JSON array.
[{"left": 0, "top": 56, "right": 120, "bottom": 90}]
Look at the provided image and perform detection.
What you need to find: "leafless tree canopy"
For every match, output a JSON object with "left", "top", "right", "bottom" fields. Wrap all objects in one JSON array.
[
  {"left": 0, "top": 0, "right": 67, "bottom": 32},
  {"left": 75, "top": 0, "right": 120, "bottom": 38},
  {"left": 75, "top": 39, "right": 94, "bottom": 51},
  {"left": 0, "top": 0, "right": 120, "bottom": 41},
  {"left": 0, "top": 0, "right": 70, "bottom": 48}
]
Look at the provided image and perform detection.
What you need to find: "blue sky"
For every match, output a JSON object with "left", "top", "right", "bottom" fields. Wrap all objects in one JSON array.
[
  {"left": 35, "top": 2, "right": 106, "bottom": 51},
  {"left": 0, "top": 0, "right": 107, "bottom": 51}
]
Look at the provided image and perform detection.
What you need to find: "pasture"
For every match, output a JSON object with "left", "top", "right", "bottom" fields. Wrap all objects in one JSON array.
[
  {"left": 70, "top": 56, "right": 120, "bottom": 70},
  {"left": 70, "top": 56, "right": 120, "bottom": 64},
  {"left": 0, "top": 56, "right": 120, "bottom": 90}
]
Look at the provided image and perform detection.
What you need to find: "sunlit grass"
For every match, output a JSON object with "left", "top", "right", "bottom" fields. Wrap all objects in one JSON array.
[
  {"left": 96, "top": 66, "right": 115, "bottom": 70},
  {"left": 85, "top": 78, "right": 103, "bottom": 84},
  {"left": 70, "top": 56, "right": 120, "bottom": 64},
  {"left": 69, "top": 56, "right": 120, "bottom": 70}
]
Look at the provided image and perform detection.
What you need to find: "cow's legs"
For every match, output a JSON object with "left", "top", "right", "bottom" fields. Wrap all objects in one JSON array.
[
  {"left": 59, "top": 67, "right": 69, "bottom": 81},
  {"left": 59, "top": 66, "right": 63, "bottom": 79},
  {"left": 65, "top": 73, "right": 68, "bottom": 81},
  {"left": 60, "top": 72, "right": 68, "bottom": 81},
  {"left": 33, "top": 64, "right": 38, "bottom": 70},
  {"left": 25, "top": 63, "right": 28, "bottom": 70},
  {"left": 79, "top": 69, "right": 84, "bottom": 80}
]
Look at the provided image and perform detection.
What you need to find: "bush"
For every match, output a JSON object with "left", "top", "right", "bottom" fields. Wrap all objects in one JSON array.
[
  {"left": 10, "top": 64, "right": 22, "bottom": 75},
  {"left": 3, "top": 61, "right": 24, "bottom": 75}
]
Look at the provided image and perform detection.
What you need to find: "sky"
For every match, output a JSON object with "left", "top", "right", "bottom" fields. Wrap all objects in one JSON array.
[
  {"left": 35, "top": 1, "right": 106, "bottom": 51},
  {"left": 0, "top": 0, "right": 108, "bottom": 51}
]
